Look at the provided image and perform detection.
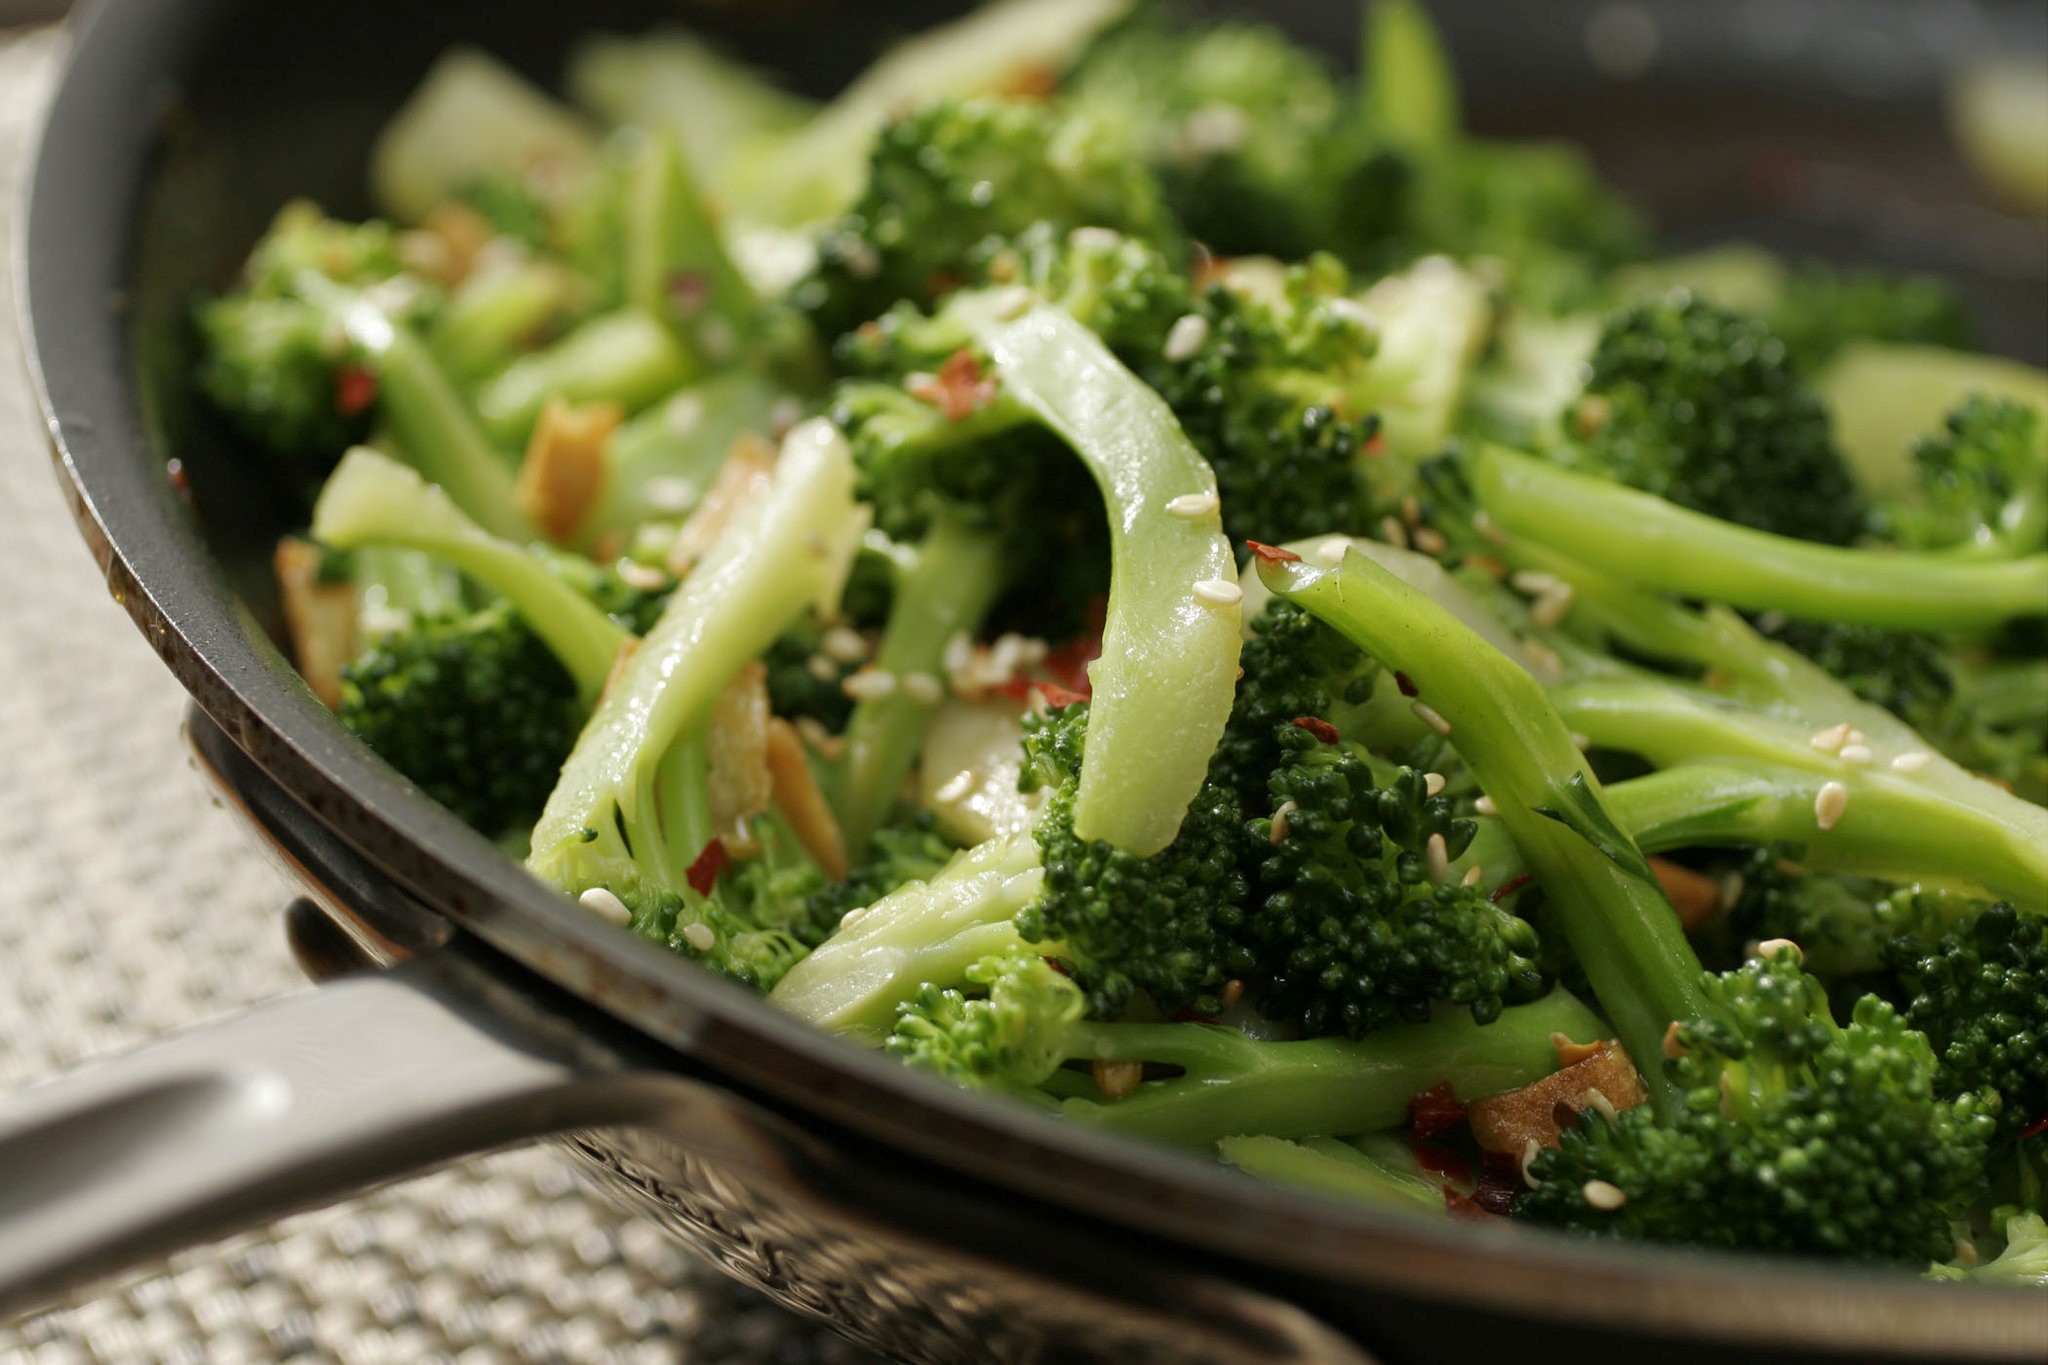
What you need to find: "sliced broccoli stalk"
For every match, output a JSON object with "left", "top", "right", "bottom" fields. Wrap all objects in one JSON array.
[
  {"left": 311, "top": 446, "right": 626, "bottom": 700},
  {"left": 1467, "top": 442, "right": 2048, "bottom": 630},
  {"left": 1255, "top": 545, "right": 1706, "bottom": 1115},
  {"left": 835, "top": 509, "right": 1007, "bottom": 850},
  {"left": 527, "top": 419, "right": 866, "bottom": 914},
  {"left": 578, "top": 372, "right": 789, "bottom": 551},
  {"left": 1815, "top": 342, "right": 2048, "bottom": 497},
  {"left": 477, "top": 308, "right": 697, "bottom": 447},
  {"left": 1353, "top": 256, "right": 1494, "bottom": 462},
  {"left": 1360, "top": 0, "right": 1459, "bottom": 154},
  {"left": 1218, "top": 1133, "right": 1447, "bottom": 1216},
  {"left": 977, "top": 304, "right": 1242, "bottom": 855},
  {"left": 1929, "top": 1210, "right": 2048, "bottom": 1287},
  {"left": 370, "top": 47, "right": 600, "bottom": 224},
  {"left": 427, "top": 252, "right": 581, "bottom": 385}
]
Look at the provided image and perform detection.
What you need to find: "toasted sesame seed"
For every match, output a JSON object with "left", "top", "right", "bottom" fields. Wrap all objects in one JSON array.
[
  {"left": 1461, "top": 865, "right": 1484, "bottom": 888},
  {"left": 1718, "top": 871, "right": 1746, "bottom": 913},
  {"left": 1523, "top": 639, "right": 1566, "bottom": 684},
  {"left": 1837, "top": 743, "right": 1873, "bottom": 766},
  {"left": 1814, "top": 780, "right": 1849, "bottom": 831},
  {"left": 839, "top": 907, "right": 866, "bottom": 929},
  {"left": 1809, "top": 723, "right": 1852, "bottom": 754},
  {"left": 1531, "top": 584, "right": 1576, "bottom": 629},
  {"left": 579, "top": 887, "right": 633, "bottom": 926},
  {"left": 1890, "top": 750, "right": 1933, "bottom": 773},
  {"left": 942, "top": 631, "right": 973, "bottom": 676},
  {"left": 1412, "top": 526, "right": 1448, "bottom": 556},
  {"left": 1474, "top": 795, "right": 1498, "bottom": 816},
  {"left": 1581, "top": 1087, "right": 1620, "bottom": 1122},
  {"left": 1581, "top": 1179, "right": 1627, "bottom": 1211},
  {"left": 1193, "top": 578, "right": 1243, "bottom": 607},
  {"left": 1426, "top": 832, "right": 1450, "bottom": 884},
  {"left": 642, "top": 476, "right": 697, "bottom": 514},
  {"left": 807, "top": 655, "right": 839, "bottom": 682},
  {"left": 1511, "top": 570, "right": 1560, "bottom": 595},
  {"left": 1412, "top": 702, "right": 1453, "bottom": 736},
  {"left": 1465, "top": 553, "right": 1506, "bottom": 580},
  {"left": 901, "top": 671, "right": 944, "bottom": 705},
  {"left": 1845, "top": 728, "right": 1867, "bottom": 746},
  {"left": 1401, "top": 494, "right": 1421, "bottom": 526},
  {"left": 1378, "top": 515, "right": 1410, "bottom": 551},
  {"left": 1663, "top": 1021, "right": 1686, "bottom": 1059},
  {"left": 1165, "top": 490, "right": 1220, "bottom": 519},
  {"left": 1269, "top": 801, "right": 1297, "bottom": 845},
  {"left": 1474, "top": 509, "right": 1507, "bottom": 545},
  {"left": 842, "top": 668, "right": 898, "bottom": 701},
  {"left": 1220, "top": 979, "right": 1246, "bottom": 1010},
  {"left": 1093, "top": 1059, "right": 1145, "bottom": 1099},
  {"left": 1162, "top": 312, "right": 1211, "bottom": 362},
  {"left": 1423, "top": 772, "right": 1447, "bottom": 797},
  {"left": 1519, "top": 1138, "right": 1544, "bottom": 1190},
  {"left": 821, "top": 626, "right": 869, "bottom": 663},
  {"left": 680, "top": 921, "right": 717, "bottom": 953},
  {"left": 794, "top": 716, "right": 847, "bottom": 761},
  {"left": 932, "top": 769, "right": 977, "bottom": 803},
  {"left": 1757, "top": 937, "right": 1804, "bottom": 963}
]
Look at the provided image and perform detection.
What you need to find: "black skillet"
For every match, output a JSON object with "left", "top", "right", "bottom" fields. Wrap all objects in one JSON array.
[{"left": 12, "top": 1, "right": 2048, "bottom": 1360}]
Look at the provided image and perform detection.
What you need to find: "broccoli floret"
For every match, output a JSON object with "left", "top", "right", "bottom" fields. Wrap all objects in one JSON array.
[
  {"left": 1888, "top": 902, "right": 2048, "bottom": 1148},
  {"left": 762, "top": 619, "right": 858, "bottom": 732},
  {"left": 1208, "top": 597, "right": 1379, "bottom": 807},
  {"left": 1247, "top": 726, "right": 1547, "bottom": 1036},
  {"left": 798, "top": 97, "right": 1182, "bottom": 340},
  {"left": 338, "top": 600, "right": 583, "bottom": 836},
  {"left": 1883, "top": 395, "right": 2047, "bottom": 559},
  {"left": 1750, "top": 616, "right": 1957, "bottom": 730},
  {"left": 1563, "top": 293, "right": 1864, "bottom": 544},
  {"left": 1770, "top": 263, "right": 1976, "bottom": 374},
  {"left": 1520, "top": 946, "right": 1997, "bottom": 1264},
  {"left": 1015, "top": 703, "right": 1253, "bottom": 1017},
  {"left": 1708, "top": 845, "right": 1914, "bottom": 978}
]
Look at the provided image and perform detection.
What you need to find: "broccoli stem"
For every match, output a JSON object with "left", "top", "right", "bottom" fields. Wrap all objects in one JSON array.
[
  {"left": 528, "top": 419, "right": 865, "bottom": 901},
  {"left": 1218, "top": 1134, "right": 1448, "bottom": 1215},
  {"left": 977, "top": 304, "right": 1242, "bottom": 855},
  {"left": 1257, "top": 547, "right": 1706, "bottom": 1115},
  {"left": 622, "top": 130, "right": 760, "bottom": 357},
  {"left": 1471, "top": 443, "right": 2048, "bottom": 629},
  {"left": 428, "top": 256, "right": 577, "bottom": 384},
  {"left": 836, "top": 511, "right": 1006, "bottom": 850},
  {"left": 477, "top": 308, "right": 697, "bottom": 446},
  {"left": 1061, "top": 987, "right": 1604, "bottom": 1148},
  {"left": 311, "top": 446, "right": 626, "bottom": 699}
]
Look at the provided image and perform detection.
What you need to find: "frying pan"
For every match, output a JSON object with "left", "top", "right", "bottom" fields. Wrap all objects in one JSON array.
[{"left": 12, "top": 0, "right": 2048, "bottom": 1360}]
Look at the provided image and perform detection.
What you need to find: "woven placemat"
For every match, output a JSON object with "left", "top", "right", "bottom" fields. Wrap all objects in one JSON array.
[{"left": 0, "top": 26, "right": 872, "bottom": 1364}]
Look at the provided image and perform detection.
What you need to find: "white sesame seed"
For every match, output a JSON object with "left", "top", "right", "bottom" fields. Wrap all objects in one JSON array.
[
  {"left": 839, "top": 237, "right": 882, "bottom": 279},
  {"left": 1663, "top": 1021, "right": 1686, "bottom": 1060},
  {"left": 1510, "top": 570, "right": 1560, "bottom": 595},
  {"left": 1757, "top": 937, "right": 1804, "bottom": 963},
  {"left": 1519, "top": 1138, "right": 1544, "bottom": 1190},
  {"left": 1093, "top": 1059, "right": 1145, "bottom": 1099},
  {"left": 1570, "top": 731, "right": 1592, "bottom": 751},
  {"left": 664, "top": 392, "right": 705, "bottom": 437},
  {"left": 841, "top": 668, "right": 898, "bottom": 701},
  {"left": 1531, "top": 584, "right": 1576, "bottom": 630},
  {"left": 1581, "top": 1087, "right": 1620, "bottom": 1123},
  {"left": 932, "top": 769, "right": 977, "bottom": 803},
  {"left": 1890, "top": 750, "right": 1933, "bottom": 773},
  {"left": 942, "top": 631, "right": 973, "bottom": 676},
  {"left": 1165, "top": 490, "right": 1220, "bottom": 520},
  {"left": 616, "top": 560, "right": 669, "bottom": 591},
  {"left": 1412, "top": 527, "right": 1447, "bottom": 556},
  {"left": 1162, "top": 312, "right": 1211, "bottom": 363},
  {"left": 1474, "top": 509, "right": 1507, "bottom": 545},
  {"left": 1071, "top": 226, "right": 1124, "bottom": 252},
  {"left": 1378, "top": 516, "right": 1410, "bottom": 551},
  {"left": 1269, "top": 801, "right": 1297, "bottom": 845},
  {"left": 821, "top": 626, "right": 869, "bottom": 663},
  {"left": 839, "top": 907, "right": 866, "bottom": 929},
  {"left": 1837, "top": 743, "right": 1873, "bottom": 766},
  {"left": 579, "top": 887, "right": 633, "bottom": 926},
  {"left": 1814, "top": 780, "right": 1849, "bottom": 832},
  {"left": 901, "top": 671, "right": 944, "bottom": 705},
  {"left": 1581, "top": 1179, "right": 1628, "bottom": 1211},
  {"left": 1193, "top": 578, "right": 1243, "bottom": 607},
  {"left": 1401, "top": 494, "right": 1421, "bottom": 527},
  {"left": 1523, "top": 639, "right": 1566, "bottom": 684},
  {"left": 1423, "top": 772, "right": 1447, "bottom": 797},
  {"left": 1809, "top": 723, "right": 1851, "bottom": 754},
  {"left": 1412, "top": 702, "right": 1453, "bottom": 736},
  {"left": 1845, "top": 728, "right": 1867, "bottom": 746},
  {"left": 807, "top": 655, "right": 839, "bottom": 682},
  {"left": 1461, "top": 865, "right": 1484, "bottom": 888},
  {"left": 680, "top": 922, "right": 717, "bottom": 953},
  {"left": 642, "top": 476, "right": 697, "bottom": 514},
  {"left": 1426, "top": 832, "right": 1450, "bottom": 884},
  {"left": 1474, "top": 795, "right": 1498, "bottom": 816}
]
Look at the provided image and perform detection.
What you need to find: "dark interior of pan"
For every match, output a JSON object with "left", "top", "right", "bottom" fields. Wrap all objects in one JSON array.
[{"left": 19, "top": 0, "right": 2048, "bottom": 1361}]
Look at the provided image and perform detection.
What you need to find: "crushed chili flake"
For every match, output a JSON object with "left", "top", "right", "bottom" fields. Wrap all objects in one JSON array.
[
  {"left": 1169, "top": 1006, "right": 1221, "bottom": 1026},
  {"left": 926, "top": 269, "right": 967, "bottom": 299},
  {"left": 921, "top": 348, "right": 997, "bottom": 421},
  {"left": 1244, "top": 540, "right": 1301, "bottom": 564},
  {"left": 1411, "top": 1142, "right": 1473, "bottom": 1186},
  {"left": 684, "top": 839, "right": 732, "bottom": 897},
  {"left": 1407, "top": 1082, "right": 1469, "bottom": 1140},
  {"left": 667, "top": 270, "right": 709, "bottom": 314},
  {"left": 1363, "top": 431, "right": 1387, "bottom": 456},
  {"left": 1032, "top": 681, "right": 1089, "bottom": 710},
  {"left": 1489, "top": 872, "right": 1534, "bottom": 904},
  {"left": 2021, "top": 1113, "right": 2048, "bottom": 1142},
  {"left": 334, "top": 365, "right": 379, "bottom": 417},
  {"left": 1444, "top": 1188, "right": 1493, "bottom": 1222},
  {"left": 1291, "top": 716, "right": 1340, "bottom": 744},
  {"left": 1394, "top": 670, "right": 1418, "bottom": 698},
  {"left": 1473, "top": 1151, "right": 1523, "bottom": 1216}
]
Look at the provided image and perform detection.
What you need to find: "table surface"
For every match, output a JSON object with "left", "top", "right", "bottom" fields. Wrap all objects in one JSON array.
[{"left": 0, "top": 24, "right": 877, "bottom": 1365}]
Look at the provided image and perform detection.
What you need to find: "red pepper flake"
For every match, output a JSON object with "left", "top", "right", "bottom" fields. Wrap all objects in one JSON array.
[
  {"left": 1043, "top": 617, "right": 1104, "bottom": 695},
  {"left": 1489, "top": 873, "right": 1534, "bottom": 904},
  {"left": 1407, "top": 1082, "right": 1468, "bottom": 1141},
  {"left": 927, "top": 269, "right": 967, "bottom": 299},
  {"left": 1473, "top": 1151, "right": 1523, "bottom": 1216},
  {"left": 1169, "top": 1006, "right": 1222, "bottom": 1026},
  {"left": 1291, "top": 716, "right": 1341, "bottom": 745},
  {"left": 1032, "top": 681, "right": 1089, "bottom": 710},
  {"left": 667, "top": 270, "right": 710, "bottom": 315},
  {"left": 1244, "top": 540, "right": 1301, "bottom": 565},
  {"left": 334, "top": 365, "right": 379, "bottom": 417},
  {"left": 1044, "top": 958, "right": 1071, "bottom": 977},
  {"left": 1412, "top": 1141, "right": 1474, "bottom": 1186},
  {"left": 684, "top": 839, "right": 731, "bottom": 897},
  {"left": 2021, "top": 1113, "right": 2048, "bottom": 1142},
  {"left": 1444, "top": 1188, "right": 1494, "bottom": 1222},
  {"left": 1363, "top": 431, "right": 1387, "bottom": 456},
  {"left": 931, "top": 348, "right": 998, "bottom": 421},
  {"left": 1394, "top": 670, "right": 1418, "bottom": 698},
  {"left": 165, "top": 458, "right": 190, "bottom": 495}
]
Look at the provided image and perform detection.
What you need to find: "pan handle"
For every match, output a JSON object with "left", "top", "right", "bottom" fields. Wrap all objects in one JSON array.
[{"left": 0, "top": 928, "right": 676, "bottom": 1321}]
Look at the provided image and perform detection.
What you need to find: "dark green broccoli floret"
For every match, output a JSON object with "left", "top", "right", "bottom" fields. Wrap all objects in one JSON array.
[
  {"left": 1565, "top": 293, "right": 1864, "bottom": 544},
  {"left": 1888, "top": 902, "right": 2048, "bottom": 1148},
  {"left": 805, "top": 817, "right": 963, "bottom": 934},
  {"left": 452, "top": 173, "right": 552, "bottom": 249},
  {"left": 798, "top": 97, "right": 1182, "bottom": 340},
  {"left": 1883, "top": 395, "right": 2046, "bottom": 559},
  {"left": 1520, "top": 947, "right": 1997, "bottom": 1264},
  {"left": 1708, "top": 844, "right": 1912, "bottom": 978},
  {"left": 762, "top": 620, "right": 858, "bottom": 733},
  {"left": 338, "top": 601, "right": 583, "bottom": 836},
  {"left": 1751, "top": 616, "right": 1956, "bottom": 730},
  {"left": 1208, "top": 597, "right": 1379, "bottom": 808},
  {"left": 1014, "top": 703, "right": 1253, "bottom": 1017},
  {"left": 1770, "top": 262, "right": 1975, "bottom": 374},
  {"left": 1246, "top": 726, "right": 1546, "bottom": 1037}
]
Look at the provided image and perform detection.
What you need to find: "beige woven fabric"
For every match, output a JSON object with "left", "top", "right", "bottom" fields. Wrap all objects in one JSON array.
[{"left": 0, "top": 27, "right": 864, "bottom": 1365}]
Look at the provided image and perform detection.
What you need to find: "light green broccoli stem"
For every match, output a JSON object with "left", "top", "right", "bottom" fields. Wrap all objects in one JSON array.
[
  {"left": 1362, "top": 0, "right": 1459, "bottom": 152},
  {"left": 836, "top": 511, "right": 1006, "bottom": 850},
  {"left": 978, "top": 304, "right": 1242, "bottom": 855},
  {"left": 1257, "top": 547, "right": 1705, "bottom": 1115},
  {"left": 528, "top": 419, "right": 865, "bottom": 899},
  {"left": 622, "top": 130, "right": 760, "bottom": 358},
  {"left": 1471, "top": 442, "right": 2048, "bottom": 630},
  {"left": 768, "top": 832, "right": 1049, "bottom": 1042},
  {"left": 429, "top": 256, "right": 579, "bottom": 384},
  {"left": 1061, "top": 987, "right": 1605, "bottom": 1148},
  {"left": 477, "top": 309, "right": 697, "bottom": 446},
  {"left": 311, "top": 446, "right": 625, "bottom": 699},
  {"left": 579, "top": 373, "right": 789, "bottom": 551},
  {"left": 1218, "top": 1134, "right": 1447, "bottom": 1216}
]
